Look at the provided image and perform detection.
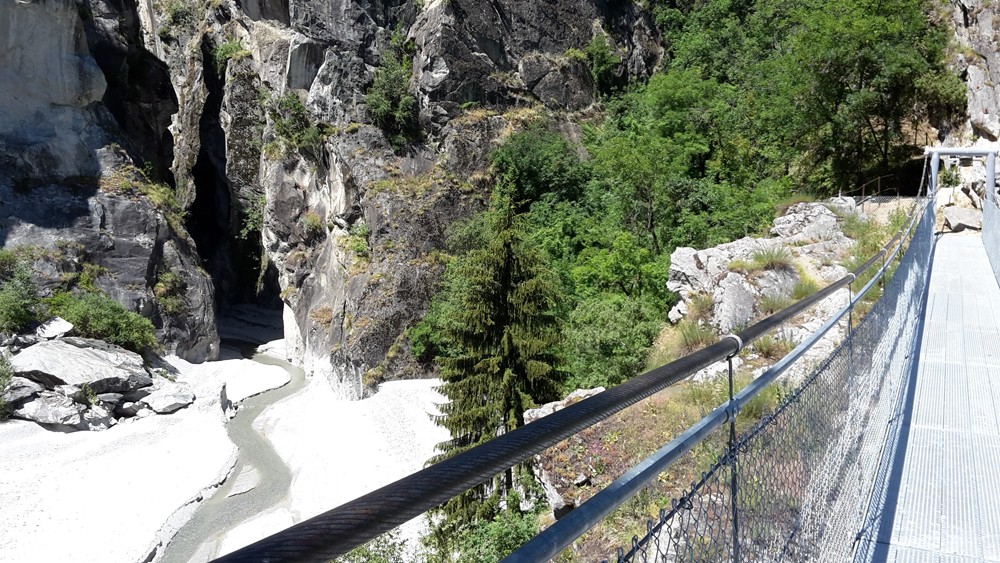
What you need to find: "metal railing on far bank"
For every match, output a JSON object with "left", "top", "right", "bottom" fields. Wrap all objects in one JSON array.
[{"left": 214, "top": 178, "right": 937, "bottom": 563}]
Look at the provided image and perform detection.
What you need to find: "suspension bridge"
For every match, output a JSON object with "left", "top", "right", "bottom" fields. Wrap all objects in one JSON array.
[{"left": 212, "top": 147, "right": 1000, "bottom": 563}]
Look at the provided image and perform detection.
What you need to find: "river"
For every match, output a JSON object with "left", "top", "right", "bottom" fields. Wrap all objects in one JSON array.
[{"left": 158, "top": 347, "right": 306, "bottom": 563}]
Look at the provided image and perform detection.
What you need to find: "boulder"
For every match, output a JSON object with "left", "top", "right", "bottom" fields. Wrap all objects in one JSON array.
[
  {"left": 10, "top": 339, "right": 153, "bottom": 394},
  {"left": 12, "top": 392, "right": 86, "bottom": 427},
  {"left": 54, "top": 385, "right": 86, "bottom": 403},
  {"left": 771, "top": 202, "right": 852, "bottom": 245},
  {"left": 97, "top": 393, "right": 124, "bottom": 408},
  {"left": 712, "top": 273, "right": 757, "bottom": 333},
  {"left": 81, "top": 405, "right": 115, "bottom": 431},
  {"left": 142, "top": 383, "right": 195, "bottom": 414},
  {"left": 2, "top": 376, "right": 44, "bottom": 406},
  {"left": 35, "top": 317, "right": 73, "bottom": 340},
  {"left": 525, "top": 387, "right": 605, "bottom": 424},
  {"left": 114, "top": 401, "right": 142, "bottom": 418},
  {"left": 943, "top": 206, "right": 983, "bottom": 232}
]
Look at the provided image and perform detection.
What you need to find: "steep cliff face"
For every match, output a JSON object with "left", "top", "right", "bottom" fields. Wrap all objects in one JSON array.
[
  {"left": 0, "top": 0, "right": 219, "bottom": 361},
  {"left": 2, "top": 0, "right": 661, "bottom": 394},
  {"left": 137, "top": 0, "right": 662, "bottom": 397},
  {"left": 948, "top": 0, "right": 1000, "bottom": 142}
]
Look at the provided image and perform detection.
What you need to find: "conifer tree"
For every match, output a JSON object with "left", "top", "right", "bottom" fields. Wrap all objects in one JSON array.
[{"left": 429, "top": 184, "right": 564, "bottom": 541}]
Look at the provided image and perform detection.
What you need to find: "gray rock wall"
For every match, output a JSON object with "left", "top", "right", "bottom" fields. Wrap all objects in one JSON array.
[
  {"left": 3, "top": 0, "right": 663, "bottom": 396},
  {"left": 0, "top": 1, "right": 219, "bottom": 361},
  {"left": 948, "top": 0, "right": 999, "bottom": 142}
]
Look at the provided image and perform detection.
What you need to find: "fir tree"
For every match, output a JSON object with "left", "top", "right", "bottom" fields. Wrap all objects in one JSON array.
[{"left": 428, "top": 185, "right": 564, "bottom": 548}]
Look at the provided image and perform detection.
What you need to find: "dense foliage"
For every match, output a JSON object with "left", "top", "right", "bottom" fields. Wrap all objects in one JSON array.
[
  {"left": 0, "top": 261, "right": 41, "bottom": 334},
  {"left": 415, "top": 0, "right": 962, "bottom": 557}
]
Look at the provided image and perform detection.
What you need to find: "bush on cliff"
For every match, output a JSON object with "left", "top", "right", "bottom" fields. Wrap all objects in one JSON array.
[
  {"left": 45, "top": 292, "right": 157, "bottom": 353},
  {"left": 366, "top": 32, "right": 418, "bottom": 146},
  {"left": 0, "top": 262, "right": 42, "bottom": 334}
]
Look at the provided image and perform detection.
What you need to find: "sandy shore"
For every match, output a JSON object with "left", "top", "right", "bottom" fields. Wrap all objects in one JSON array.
[
  {"left": 213, "top": 375, "right": 448, "bottom": 558},
  {"left": 0, "top": 353, "right": 288, "bottom": 563},
  {"left": 0, "top": 341, "right": 447, "bottom": 562}
]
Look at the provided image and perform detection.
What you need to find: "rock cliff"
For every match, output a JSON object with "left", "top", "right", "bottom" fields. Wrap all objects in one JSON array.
[
  {"left": 0, "top": 0, "right": 661, "bottom": 397},
  {"left": 0, "top": 0, "right": 218, "bottom": 361}
]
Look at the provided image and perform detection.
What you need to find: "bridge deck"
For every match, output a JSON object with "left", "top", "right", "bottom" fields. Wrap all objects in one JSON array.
[{"left": 876, "top": 234, "right": 1000, "bottom": 562}]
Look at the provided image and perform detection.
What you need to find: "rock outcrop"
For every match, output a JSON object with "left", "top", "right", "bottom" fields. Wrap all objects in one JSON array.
[
  {"left": 3, "top": 337, "right": 195, "bottom": 431},
  {"left": 136, "top": 0, "right": 663, "bottom": 398},
  {"left": 667, "top": 199, "right": 862, "bottom": 381}
]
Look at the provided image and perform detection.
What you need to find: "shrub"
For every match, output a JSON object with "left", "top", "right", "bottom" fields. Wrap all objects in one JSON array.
[
  {"left": 0, "top": 263, "right": 42, "bottom": 333},
  {"left": 562, "top": 294, "right": 663, "bottom": 390},
  {"left": 270, "top": 93, "right": 324, "bottom": 154},
  {"left": 454, "top": 500, "right": 538, "bottom": 562},
  {"left": 0, "top": 250, "right": 17, "bottom": 279},
  {"left": 584, "top": 34, "right": 622, "bottom": 94},
  {"left": 347, "top": 223, "right": 370, "bottom": 256},
  {"left": 490, "top": 126, "right": 588, "bottom": 205},
  {"left": 239, "top": 193, "right": 266, "bottom": 240},
  {"left": 366, "top": 32, "right": 418, "bottom": 146},
  {"left": 46, "top": 292, "right": 157, "bottom": 353},
  {"left": 213, "top": 39, "right": 250, "bottom": 72},
  {"left": 78, "top": 262, "right": 107, "bottom": 292},
  {"left": 164, "top": 0, "right": 196, "bottom": 26},
  {"left": 302, "top": 211, "right": 325, "bottom": 241},
  {"left": 154, "top": 271, "right": 187, "bottom": 315}
]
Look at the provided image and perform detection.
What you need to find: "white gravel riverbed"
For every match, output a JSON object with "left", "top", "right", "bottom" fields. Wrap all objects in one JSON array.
[{"left": 0, "top": 341, "right": 446, "bottom": 563}]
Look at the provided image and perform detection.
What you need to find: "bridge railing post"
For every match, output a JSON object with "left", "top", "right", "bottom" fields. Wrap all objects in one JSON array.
[{"left": 724, "top": 334, "right": 743, "bottom": 563}]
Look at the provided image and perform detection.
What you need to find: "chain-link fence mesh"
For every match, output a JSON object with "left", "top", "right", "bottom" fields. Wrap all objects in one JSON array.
[
  {"left": 618, "top": 201, "right": 935, "bottom": 563},
  {"left": 983, "top": 194, "right": 1000, "bottom": 287}
]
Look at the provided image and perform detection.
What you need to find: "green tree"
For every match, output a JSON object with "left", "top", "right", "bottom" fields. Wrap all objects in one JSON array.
[
  {"left": 428, "top": 188, "right": 564, "bottom": 545},
  {"left": 782, "top": 0, "right": 958, "bottom": 190},
  {"left": 367, "top": 31, "right": 418, "bottom": 146},
  {"left": 562, "top": 294, "right": 663, "bottom": 390}
]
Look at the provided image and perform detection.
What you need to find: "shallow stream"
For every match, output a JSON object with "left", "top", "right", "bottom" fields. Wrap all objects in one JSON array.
[{"left": 159, "top": 348, "right": 305, "bottom": 563}]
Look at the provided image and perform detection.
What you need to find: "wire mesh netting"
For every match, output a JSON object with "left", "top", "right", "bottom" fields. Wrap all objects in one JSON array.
[
  {"left": 983, "top": 196, "right": 1000, "bottom": 287},
  {"left": 618, "top": 201, "right": 935, "bottom": 563}
]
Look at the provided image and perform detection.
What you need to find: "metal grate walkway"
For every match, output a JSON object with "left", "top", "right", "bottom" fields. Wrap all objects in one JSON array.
[{"left": 872, "top": 234, "right": 1000, "bottom": 562}]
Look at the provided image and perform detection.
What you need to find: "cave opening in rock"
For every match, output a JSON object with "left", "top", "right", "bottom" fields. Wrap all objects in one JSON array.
[{"left": 186, "top": 38, "right": 281, "bottom": 320}]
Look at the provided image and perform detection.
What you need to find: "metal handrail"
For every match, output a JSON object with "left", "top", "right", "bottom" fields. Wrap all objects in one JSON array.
[{"left": 213, "top": 203, "right": 923, "bottom": 563}]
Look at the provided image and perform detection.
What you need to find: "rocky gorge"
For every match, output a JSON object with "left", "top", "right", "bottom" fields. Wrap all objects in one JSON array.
[{"left": 1, "top": 0, "right": 998, "bottom": 560}]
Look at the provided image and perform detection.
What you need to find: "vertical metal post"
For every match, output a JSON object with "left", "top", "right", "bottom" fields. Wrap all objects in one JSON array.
[
  {"left": 930, "top": 152, "right": 940, "bottom": 198},
  {"left": 727, "top": 352, "right": 740, "bottom": 563},
  {"left": 986, "top": 152, "right": 996, "bottom": 204},
  {"left": 880, "top": 251, "right": 886, "bottom": 293}
]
